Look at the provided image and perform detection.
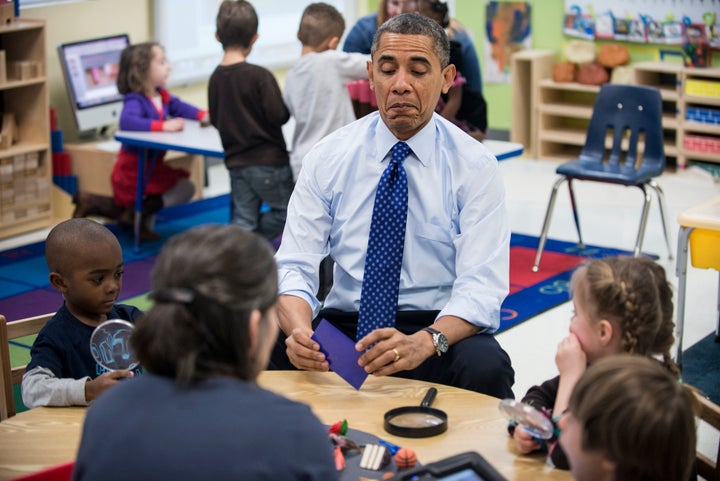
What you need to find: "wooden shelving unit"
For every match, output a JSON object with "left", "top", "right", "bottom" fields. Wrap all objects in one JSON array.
[
  {"left": 510, "top": 50, "right": 555, "bottom": 158},
  {"left": 678, "top": 65, "right": 720, "bottom": 167},
  {"left": 536, "top": 79, "right": 598, "bottom": 161},
  {"left": 511, "top": 52, "right": 720, "bottom": 167},
  {"left": 0, "top": 18, "right": 52, "bottom": 239}
]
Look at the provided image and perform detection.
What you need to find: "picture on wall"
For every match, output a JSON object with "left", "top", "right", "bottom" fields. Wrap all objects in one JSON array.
[{"left": 485, "top": 1, "right": 532, "bottom": 84}]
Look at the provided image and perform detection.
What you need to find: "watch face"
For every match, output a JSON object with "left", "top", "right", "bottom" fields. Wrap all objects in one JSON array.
[{"left": 436, "top": 333, "right": 449, "bottom": 353}]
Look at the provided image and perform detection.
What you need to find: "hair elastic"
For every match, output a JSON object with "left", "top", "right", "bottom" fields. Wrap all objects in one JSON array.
[{"left": 149, "top": 287, "right": 196, "bottom": 305}]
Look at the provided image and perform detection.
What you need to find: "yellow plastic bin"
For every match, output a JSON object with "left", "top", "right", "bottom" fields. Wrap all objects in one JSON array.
[{"left": 689, "top": 228, "right": 720, "bottom": 269}]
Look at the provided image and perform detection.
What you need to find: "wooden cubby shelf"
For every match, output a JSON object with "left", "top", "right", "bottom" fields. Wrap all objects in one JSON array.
[
  {"left": 0, "top": 18, "right": 52, "bottom": 239},
  {"left": 511, "top": 52, "right": 720, "bottom": 168}
]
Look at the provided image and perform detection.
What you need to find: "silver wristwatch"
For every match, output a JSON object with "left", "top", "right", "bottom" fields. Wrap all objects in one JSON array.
[{"left": 422, "top": 327, "right": 449, "bottom": 357}]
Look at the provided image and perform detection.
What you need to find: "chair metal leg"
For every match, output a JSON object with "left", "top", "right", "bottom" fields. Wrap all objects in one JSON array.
[
  {"left": 532, "top": 177, "right": 567, "bottom": 272},
  {"left": 675, "top": 225, "right": 693, "bottom": 370},
  {"left": 566, "top": 178, "right": 584, "bottom": 248},
  {"left": 648, "top": 180, "right": 673, "bottom": 260},
  {"left": 633, "top": 184, "right": 653, "bottom": 257}
]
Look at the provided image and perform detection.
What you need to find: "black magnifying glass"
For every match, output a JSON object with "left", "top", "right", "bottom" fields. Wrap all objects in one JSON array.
[{"left": 383, "top": 387, "right": 448, "bottom": 438}]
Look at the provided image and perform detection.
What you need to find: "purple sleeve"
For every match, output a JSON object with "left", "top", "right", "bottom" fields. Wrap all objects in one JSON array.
[
  {"left": 166, "top": 93, "right": 202, "bottom": 120},
  {"left": 119, "top": 93, "right": 154, "bottom": 131}
]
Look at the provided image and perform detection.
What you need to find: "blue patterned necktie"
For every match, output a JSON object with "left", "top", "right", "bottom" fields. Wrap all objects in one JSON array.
[{"left": 356, "top": 141, "right": 410, "bottom": 341}]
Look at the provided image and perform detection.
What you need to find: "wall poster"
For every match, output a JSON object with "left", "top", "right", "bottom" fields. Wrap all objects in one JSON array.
[{"left": 485, "top": 1, "right": 532, "bottom": 84}]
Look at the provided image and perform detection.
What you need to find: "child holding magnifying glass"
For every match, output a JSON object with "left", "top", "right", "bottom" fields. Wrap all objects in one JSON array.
[{"left": 509, "top": 256, "right": 679, "bottom": 470}]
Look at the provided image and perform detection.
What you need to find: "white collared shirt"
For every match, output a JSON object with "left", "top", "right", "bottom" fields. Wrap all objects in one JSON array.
[{"left": 276, "top": 112, "right": 509, "bottom": 332}]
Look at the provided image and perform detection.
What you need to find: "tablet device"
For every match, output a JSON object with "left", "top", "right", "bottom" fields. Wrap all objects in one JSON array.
[{"left": 388, "top": 451, "right": 507, "bottom": 481}]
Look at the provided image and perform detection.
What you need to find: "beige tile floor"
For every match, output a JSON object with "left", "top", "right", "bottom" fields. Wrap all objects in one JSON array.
[{"left": 1, "top": 153, "right": 718, "bottom": 463}]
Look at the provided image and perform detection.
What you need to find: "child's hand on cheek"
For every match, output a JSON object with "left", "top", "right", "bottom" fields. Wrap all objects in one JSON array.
[{"left": 555, "top": 333, "right": 586, "bottom": 382}]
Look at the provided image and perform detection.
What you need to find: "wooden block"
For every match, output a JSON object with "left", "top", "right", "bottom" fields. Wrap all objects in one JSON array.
[
  {"left": 52, "top": 184, "right": 74, "bottom": 222},
  {"left": 7, "top": 60, "right": 34, "bottom": 80},
  {"left": 0, "top": 113, "right": 17, "bottom": 150},
  {"left": 0, "top": 50, "right": 6, "bottom": 84}
]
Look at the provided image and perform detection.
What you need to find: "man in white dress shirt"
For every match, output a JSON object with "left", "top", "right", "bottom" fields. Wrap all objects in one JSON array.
[{"left": 271, "top": 13, "right": 514, "bottom": 398}]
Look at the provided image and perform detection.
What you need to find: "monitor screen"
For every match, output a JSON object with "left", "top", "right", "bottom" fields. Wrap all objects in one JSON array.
[{"left": 57, "top": 34, "right": 129, "bottom": 132}]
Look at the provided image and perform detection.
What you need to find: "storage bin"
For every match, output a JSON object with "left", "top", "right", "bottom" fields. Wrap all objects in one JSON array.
[{"left": 689, "top": 228, "right": 720, "bottom": 269}]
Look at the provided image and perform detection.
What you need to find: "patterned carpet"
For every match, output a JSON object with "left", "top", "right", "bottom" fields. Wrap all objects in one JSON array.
[{"left": 0, "top": 194, "right": 638, "bottom": 331}]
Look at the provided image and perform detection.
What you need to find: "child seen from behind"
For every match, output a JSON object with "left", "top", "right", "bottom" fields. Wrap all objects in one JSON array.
[
  {"left": 558, "top": 354, "right": 697, "bottom": 481},
  {"left": 208, "top": 0, "right": 293, "bottom": 241},
  {"left": 283, "top": 2, "right": 369, "bottom": 180}
]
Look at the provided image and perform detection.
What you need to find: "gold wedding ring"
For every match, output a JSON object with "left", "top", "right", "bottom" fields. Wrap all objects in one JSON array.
[{"left": 392, "top": 348, "right": 400, "bottom": 363}]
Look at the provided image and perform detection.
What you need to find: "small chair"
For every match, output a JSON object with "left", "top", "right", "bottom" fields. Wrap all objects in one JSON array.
[
  {"left": 694, "top": 391, "right": 720, "bottom": 481},
  {"left": 532, "top": 84, "right": 672, "bottom": 272},
  {"left": 0, "top": 313, "right": 53, "bottom": 420}
]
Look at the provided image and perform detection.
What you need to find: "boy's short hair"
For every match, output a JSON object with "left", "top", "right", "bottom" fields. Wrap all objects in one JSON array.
[
  {"left": 45, "top": 219, "right": 119, "bottom": 274},
  {"left": 297, "top": 3, "right": 345, "bottom": 48},
  {"left": 216, "top": 0, "right": 258, "bottom": 50},
  {"left": 568, "top": 354, "right": 697, "bottom": 481}
]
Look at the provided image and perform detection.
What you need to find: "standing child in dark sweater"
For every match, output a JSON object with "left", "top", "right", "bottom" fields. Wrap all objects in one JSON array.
[{"left": 208, "top": 0, "right": 293, "bottom": 241}]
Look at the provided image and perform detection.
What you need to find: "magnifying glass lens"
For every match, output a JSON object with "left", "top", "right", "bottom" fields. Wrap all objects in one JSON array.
[
  {"left": 388, "top": 412, "right": 445, "bottom": 428},
  {"left": 498, "top": 399, "right": 554, "bottom": 440}
]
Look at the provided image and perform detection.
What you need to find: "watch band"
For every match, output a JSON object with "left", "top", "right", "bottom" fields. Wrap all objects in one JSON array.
[{"left": 422, "top": 326, "right": 448, "bottom": 357}]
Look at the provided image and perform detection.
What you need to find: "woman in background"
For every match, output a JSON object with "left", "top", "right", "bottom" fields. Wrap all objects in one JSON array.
[{"left": 343, "top": 0, "right": 484, "bottom": 93}]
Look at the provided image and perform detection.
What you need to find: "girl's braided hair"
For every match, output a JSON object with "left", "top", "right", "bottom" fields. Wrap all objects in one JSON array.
[{"left": 571, "top": 256, "right": 679, "bottom": 377}]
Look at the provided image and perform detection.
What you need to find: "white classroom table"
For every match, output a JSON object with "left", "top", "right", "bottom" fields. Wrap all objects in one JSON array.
[{"left": 115, "top": 121, "right": 524, "bottom": 250}]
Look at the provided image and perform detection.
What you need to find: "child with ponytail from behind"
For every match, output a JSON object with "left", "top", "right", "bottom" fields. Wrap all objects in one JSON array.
[{"left": 509, "top": 256, "right": 679, "bottom": 470}]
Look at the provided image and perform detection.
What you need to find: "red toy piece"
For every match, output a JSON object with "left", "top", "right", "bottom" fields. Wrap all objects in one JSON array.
[{"left": 328, "top": 419, "right": 348, "bottom": 435}]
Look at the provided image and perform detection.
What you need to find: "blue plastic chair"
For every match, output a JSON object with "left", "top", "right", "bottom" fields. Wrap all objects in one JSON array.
[{"left": 532, "top": 84, "right": 673, "bottom": 272}]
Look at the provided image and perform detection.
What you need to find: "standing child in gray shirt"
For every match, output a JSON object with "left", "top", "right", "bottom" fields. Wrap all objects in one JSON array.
[{"left": 283, "top": 3, "right": 369, "bottom": 180}]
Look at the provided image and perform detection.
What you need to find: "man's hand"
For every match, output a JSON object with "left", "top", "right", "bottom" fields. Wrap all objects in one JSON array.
[
  {"left": 355, "top": 327, "right": 435, "bottom": 376},
  {"left": 284, "top": 326, "right": 329, "bottom": 372},
  {"left": 85, "top": 370, "right": 134, "bottom": 402}
]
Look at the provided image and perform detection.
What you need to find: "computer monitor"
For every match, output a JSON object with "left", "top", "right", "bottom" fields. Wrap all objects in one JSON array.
[{"left": 57, "top": 34, "right": 129, "bottom": 134}]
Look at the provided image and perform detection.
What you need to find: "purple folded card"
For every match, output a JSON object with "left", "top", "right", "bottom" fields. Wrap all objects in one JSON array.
[{"left": 311, "top": 318, "right": 369, "bottom": 390}]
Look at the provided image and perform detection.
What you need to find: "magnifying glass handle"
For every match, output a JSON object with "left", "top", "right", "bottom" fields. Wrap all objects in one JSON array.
[{"left": 420, "top": 387, "right": 438, "bottom": 407}]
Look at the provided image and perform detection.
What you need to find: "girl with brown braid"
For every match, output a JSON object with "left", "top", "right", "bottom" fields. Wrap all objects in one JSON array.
[{"left": 509, "top": 256, "right": 678, "bottom": 471}]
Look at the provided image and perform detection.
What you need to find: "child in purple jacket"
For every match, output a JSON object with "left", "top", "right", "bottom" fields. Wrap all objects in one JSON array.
[{"left": 110, "top": 42, "right": 208, "bottom": 240}]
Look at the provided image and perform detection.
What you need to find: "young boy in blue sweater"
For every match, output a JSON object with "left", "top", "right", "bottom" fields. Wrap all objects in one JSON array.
[{"left": 22, "top": 218, "right": 142, "bottom": 408}]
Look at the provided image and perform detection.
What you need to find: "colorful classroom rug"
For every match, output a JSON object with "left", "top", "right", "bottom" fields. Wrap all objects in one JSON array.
[
  {"left": 0, "top": 194, "right": 639, "bottom": 330},
  {"left": 0, "top": 194, "right": 654, "bottom": 413}
]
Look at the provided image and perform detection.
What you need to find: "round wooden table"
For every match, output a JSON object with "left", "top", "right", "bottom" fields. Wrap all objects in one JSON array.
[
  {"left": 0, "top": 371, "right": 571, "bottom": 481},
  {"left": 257, "top": 371, "right": 570, "bottom": 481}
]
